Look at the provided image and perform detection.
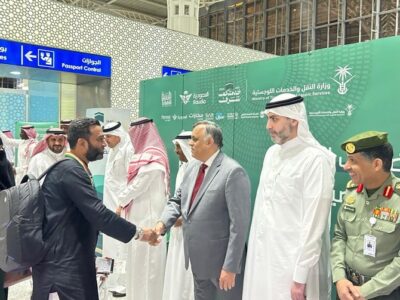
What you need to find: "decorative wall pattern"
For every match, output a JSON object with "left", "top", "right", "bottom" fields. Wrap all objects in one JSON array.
[
  {"left": 0, "top": 90, "right": 26, "bottom": 133},
  {"left": 0, "top": 0, "right": 272, "bottom": 118}
]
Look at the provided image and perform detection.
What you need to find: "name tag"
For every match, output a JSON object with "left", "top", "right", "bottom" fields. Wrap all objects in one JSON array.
[
  {"left": 343, "top": 205, "right": 356, "bottom": 213},
  {"left": 363, "top": 234, "right": 376, "bottom": 257}
]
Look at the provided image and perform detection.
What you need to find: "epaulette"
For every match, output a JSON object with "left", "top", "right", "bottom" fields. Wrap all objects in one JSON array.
[
  {"left": 346, "top": 180, "right": 358, "bottom": 190},
  {"left": 394, "top": 182, "right": 400, "bottom": 196}
]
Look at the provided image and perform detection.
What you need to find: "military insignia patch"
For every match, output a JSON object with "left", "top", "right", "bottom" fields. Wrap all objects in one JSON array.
[
  {"left": 343, "top": 205, "right": 356, "bottom": 213},
  {"left": 345, "top": 143, "right": 356, "bottom": 154},
  {"left": 345, "top": 195, "right": 356, "bottom": 205}
]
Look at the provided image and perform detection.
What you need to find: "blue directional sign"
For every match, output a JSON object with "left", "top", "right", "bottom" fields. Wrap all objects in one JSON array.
[
  {"left": 0, "top": 38, "right": 111, "bottom": 77},
  {"left": 162, "top": 66, "right": 190, "bottom": 77}
]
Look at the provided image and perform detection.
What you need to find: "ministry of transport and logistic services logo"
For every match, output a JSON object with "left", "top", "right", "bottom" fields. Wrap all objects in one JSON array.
[
  {"left": 332, "top": 65, "right": 355, "bottom": 95},
  {"left": 179, "top": 90, "right": 192, "bottom": 104}
]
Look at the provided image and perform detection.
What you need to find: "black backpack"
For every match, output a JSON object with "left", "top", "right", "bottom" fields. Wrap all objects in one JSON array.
[{"left": 0, "top": 159, "right": 68, "bottom": 272}]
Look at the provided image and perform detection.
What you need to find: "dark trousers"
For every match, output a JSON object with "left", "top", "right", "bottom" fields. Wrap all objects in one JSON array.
[{"left": 193, "top": 272, "right": 244, "bottom": 300}]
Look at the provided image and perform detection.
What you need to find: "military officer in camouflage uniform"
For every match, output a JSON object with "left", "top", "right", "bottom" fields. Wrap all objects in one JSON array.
[{"left": 331, "top": 131, "right": 400, "bottom": 300}]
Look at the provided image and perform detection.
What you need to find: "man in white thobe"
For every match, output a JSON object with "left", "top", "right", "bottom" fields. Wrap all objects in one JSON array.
[
  {"left": 28, "top": 128, "right": 67, "bottom": 178},
  {"left": 119, "top": 117, "right": 169, "bottom": 300},
  {"left": 101, "top": 121, "right": 134, "bottom": 298},
  {"left": 0, "top": 125, "right": 38, "bottom": 184},
  {"left": 1, "top": 130, "right": 15, "bottom": 165},
  {"left": 162, "top": 131, "right": 195, "bottom": 300},
  {"left": 242, "top": 93, "right": 336, "bottom": 300}
]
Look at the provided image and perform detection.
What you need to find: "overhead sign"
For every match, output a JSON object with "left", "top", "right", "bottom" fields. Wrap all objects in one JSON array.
[
  {"left": 0, "top": 38, "right": 111, "bottom": 77},
  {"left": 162, "top": 66, "right": 190, "bottom": 77}
]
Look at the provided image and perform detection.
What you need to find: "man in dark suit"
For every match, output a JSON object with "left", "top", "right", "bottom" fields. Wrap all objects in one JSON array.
[
  {"left": 154, "top": 120, "right": 251, "bottom": 300},
  {"left": 31, "top": 118, "right": 155, "bottom": 300}
]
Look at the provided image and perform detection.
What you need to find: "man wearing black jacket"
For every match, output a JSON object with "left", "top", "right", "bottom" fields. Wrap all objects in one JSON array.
[{"left": 31, "top": 118, "right": 155, "bottom": 300}]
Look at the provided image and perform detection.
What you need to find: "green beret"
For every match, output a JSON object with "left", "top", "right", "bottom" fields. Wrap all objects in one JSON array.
[{"left": 341, "top": 131, "right": 388, "bottom": 154}]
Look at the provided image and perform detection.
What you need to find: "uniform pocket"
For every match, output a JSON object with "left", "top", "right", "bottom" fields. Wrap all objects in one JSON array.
[{"left": 374, "top": 220, "right": 396, "bottom": 233}]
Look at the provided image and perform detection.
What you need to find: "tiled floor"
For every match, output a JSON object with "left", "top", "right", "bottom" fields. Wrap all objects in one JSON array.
[{"left": 8, "top": 279, "right": 32, "bottom": 300}]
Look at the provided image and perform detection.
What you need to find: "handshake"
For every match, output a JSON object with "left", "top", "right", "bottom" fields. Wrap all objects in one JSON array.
[{"left": 136, "top": 221, "right": 166, "bottom": 246}]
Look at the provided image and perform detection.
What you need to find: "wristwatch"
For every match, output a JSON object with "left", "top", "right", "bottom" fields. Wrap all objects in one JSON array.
[{"left": 134, "top": 227, "right": 144, "bottom": 240}]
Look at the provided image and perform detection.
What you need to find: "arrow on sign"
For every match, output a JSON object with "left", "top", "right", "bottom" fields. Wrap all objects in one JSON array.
[{"left": 25, "top": 51, "right": 37, "bottom": 62}]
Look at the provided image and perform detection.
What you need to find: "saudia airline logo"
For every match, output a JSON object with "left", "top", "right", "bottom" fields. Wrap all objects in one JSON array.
[
  {"left": 179, "top": 91, "right": 192, "bottom": 104},
  {"left": 332, "top": 65, "right": 355, "bottom": 95}
]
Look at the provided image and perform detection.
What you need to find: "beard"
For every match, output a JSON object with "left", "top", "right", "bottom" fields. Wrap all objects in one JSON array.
[{"left": 86, "top": 143, "right": 104, "bottom": 161}]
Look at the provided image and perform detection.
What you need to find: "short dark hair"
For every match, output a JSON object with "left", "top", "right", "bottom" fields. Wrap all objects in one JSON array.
[
  {"left": 193, "top": 120, "right": 223, "bottom": 148},
  {"left": 360, "top": 143, "right": 393, "bottom": 172},
  {"left": 68, "top": 118, "right": 100, "bottom": 148}
]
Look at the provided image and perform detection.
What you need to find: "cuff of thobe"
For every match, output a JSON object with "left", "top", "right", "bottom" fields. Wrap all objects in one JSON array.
[
  {"left": 293, "top": 265, "right": 309, "bottom": 284},
  {"left": 332, "top": 269, "right": 346, "bottom": 283}
]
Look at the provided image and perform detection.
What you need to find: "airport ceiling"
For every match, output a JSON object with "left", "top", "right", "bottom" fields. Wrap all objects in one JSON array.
[{"left": 54, "top": 0, "right": 223, "bottom": 27}]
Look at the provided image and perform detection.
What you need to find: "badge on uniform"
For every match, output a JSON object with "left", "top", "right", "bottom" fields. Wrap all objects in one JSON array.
[
  {"left": 345, "top": 195, "right": 356, "bottom": 205},
  {"left": 343, "top": 205, "right": 355, "bottom": 213},
  {"left": 372, "top": 206, "right": 399, "bottom": 223},
  {"left": 363, "top": 234, "right": 376, "bottom": 257}
]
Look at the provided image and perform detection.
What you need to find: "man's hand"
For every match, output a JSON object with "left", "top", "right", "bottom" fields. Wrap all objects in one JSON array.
[
  {"left": 174, "top": 217, "right": 183, "bottom": 227},
  {"left": 350, "top": 286, "right": 365, "bottom": 300},
  {"left": 219, "top": 269, "right": 236, "bottom": 291},
  {"left": 336, "top": 279, "right": 357, "bottom": 300},
  {"left": 154, "top": 221, "right": 166, "bottom": 236},
  {"left": 291, "top": 281, "right": 306, "bottom": 300},
  {"left": 139, "top": 228, "right": 158, "bottom": 244},
  {"left": 115, "top": 206, "right": 122, "bottom": 216}
]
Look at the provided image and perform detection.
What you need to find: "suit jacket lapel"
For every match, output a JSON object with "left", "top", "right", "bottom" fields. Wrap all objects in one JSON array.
[{"left": 188, "top": 152, "right": 223, "bottom": 215}]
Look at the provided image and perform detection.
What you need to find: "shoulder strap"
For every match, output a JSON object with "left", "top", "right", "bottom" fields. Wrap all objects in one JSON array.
[{"left": 20, "top": 158, "right": 70, "bottom": 184}]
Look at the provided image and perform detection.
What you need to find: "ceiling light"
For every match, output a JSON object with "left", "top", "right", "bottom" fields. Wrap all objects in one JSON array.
[{"left": 10, "top": 71, "right": 21, "bottom": 75}]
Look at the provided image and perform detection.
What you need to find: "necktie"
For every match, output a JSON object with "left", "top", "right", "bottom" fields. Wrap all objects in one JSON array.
[{"left": 189, "top": 163, "right": 208, "bottom": 209}]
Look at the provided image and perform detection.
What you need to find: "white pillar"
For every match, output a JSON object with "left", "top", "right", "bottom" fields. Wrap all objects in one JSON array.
[{"left": 167, "top": 0, "right": 199, "bottom": 35}]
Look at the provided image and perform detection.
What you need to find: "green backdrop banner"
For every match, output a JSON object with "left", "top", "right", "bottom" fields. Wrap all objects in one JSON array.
[{"left": 140, "top": 36, "right": 400, "bottom": 297}]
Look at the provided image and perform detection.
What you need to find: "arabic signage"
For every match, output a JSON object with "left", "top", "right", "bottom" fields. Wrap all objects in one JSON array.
[{"left": 0, "top": 38, "right": 112, "bottom": 77}]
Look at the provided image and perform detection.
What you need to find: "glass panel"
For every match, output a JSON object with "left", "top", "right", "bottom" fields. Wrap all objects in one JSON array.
[
  {"left": 315, "top": 27, "right": 328, "bottom": 49},
  {"left": 227, "top": 22, "right": 234, "bottom": 43},
  {"left": 330, "top": 0, "right": 339, "bottom": 22},
  {"left": 276, "top": 36, "right": 286, "bottom": 55},
  {"left": 255, "top": 0, "right": 262, "bottom": 13},
  {"left": 277, "top": 6, "right": 286, "bottom": 35},
  {"left": 381, "top": 0, "right": 397, "bottom": 12},
  {"left": 175, "top": 5, "right": 179, "bottom": 15},
  {"left": 290, "top": 3, "right": 301, "bottom": 32},
  {"left": 346, "top": 0, "right": 360, "bottom": 19},
  {"left": 300, "top": 31, "right": 309, "bottom": 52},
  {"left": 360, "top": 17, "right": 371, "bottom": 41},
  {"left": 210, "top": 14, "right": 217, "bottom": 26},
  {"left": 301, "top": 3, "right": 311, "bottom": 29},
  {"left": 184, "top": 5, "right": 190, "bottom": 15},
  {"left": 235, "top": 18, "right": 244, "bottom": 44},
  {"left": 217, "top": 12, "right": 225, "bottom": 24},
  {"left": 266, "top": 38, "right": 275, "bottom": 53},
  {"left": 200, "top": 29, "right": 208, "bottom": 37},
  {"left": 361, "top": 0, "right": 372, "bottom": 16},
  {"left": 267, "top": 0, "right": 276, "bottom": 8},
  {"left": 345, "top": 20, "right": 360, "bottom": 44},
  {"left": 210, "top": 27, "right": 217, "bottom": 39},
  {"left": 329, "top": 24, "right": 338, "bottom": 47},
  {"left": 255, "top": 14, "right": 264, "bottom": 40},
  {"left": 379, "top": 12, "right": 396, "bottom": 37},
  {"left": 266, "top": 9, "right": 277, "bottom": 37},
  {"left": 200, "top": 16, "right": 208, "bottom": 27},
  {"left": 246, "top": 16, "right": 255, "bottom": 42},
  {"left": 228, "top": 8, "right": 235, "bottom": 21},
  {"left": 236, "top": 5, "right": 244, "bottom": 19},
  {"left": 246, "top": 2, "right": 255, "bottom": 15},
  {"left": 316, "top": 0, "right": 328, "bottom": 25},
  {"left": 217, "top": 24, "right": 225, "bottom": 41}
]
